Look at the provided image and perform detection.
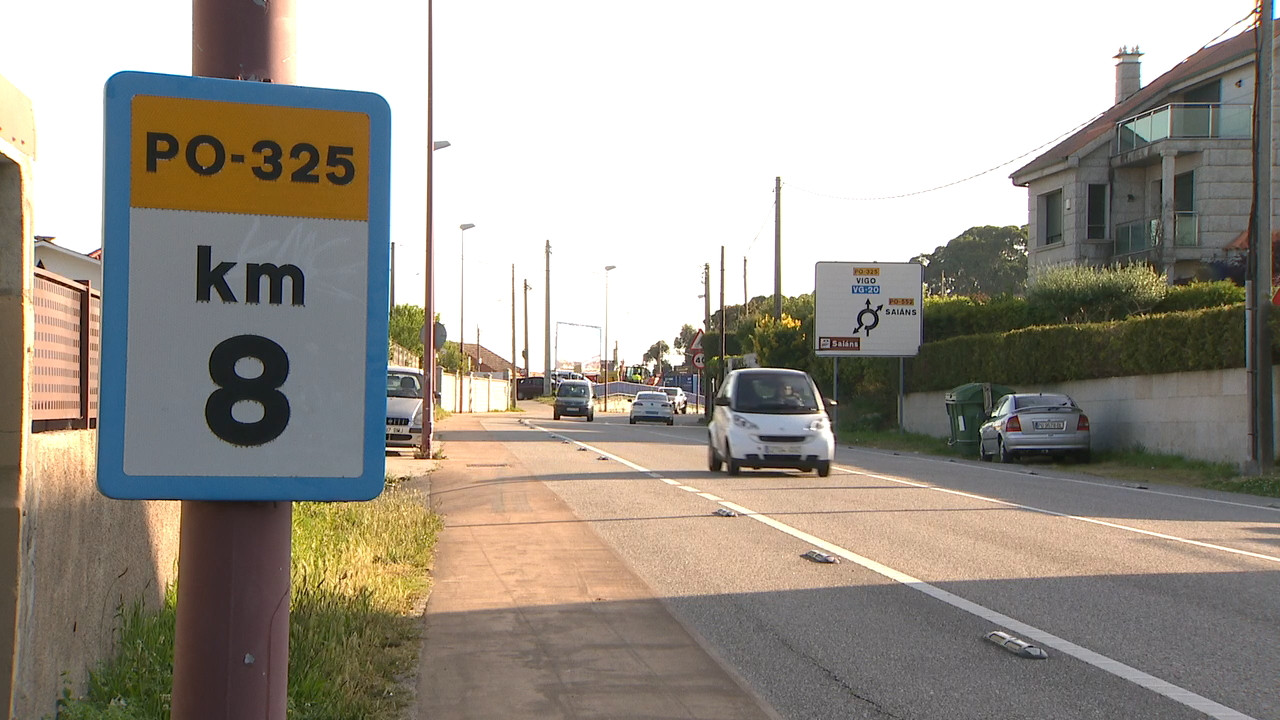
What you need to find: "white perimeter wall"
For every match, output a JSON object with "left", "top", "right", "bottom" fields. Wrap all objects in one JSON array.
[{"left": 903, "top": 367, "right": 1273, "bottom": 466}]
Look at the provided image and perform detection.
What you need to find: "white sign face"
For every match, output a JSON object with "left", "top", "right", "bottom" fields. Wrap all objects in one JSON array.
[
  {"left": 813, "top": 262, "right": 923, "bottom": 357},
  {"left": 97, "top": 72, "right": 390, "bottom": 501}
]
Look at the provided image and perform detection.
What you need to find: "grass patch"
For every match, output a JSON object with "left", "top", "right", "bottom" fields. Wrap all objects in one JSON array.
[
  {"left": 840, "top": 428, "right": 967, "bottom": 457},
  {"left": 54, "top": 479, "right": 441, "bottom": 719}
]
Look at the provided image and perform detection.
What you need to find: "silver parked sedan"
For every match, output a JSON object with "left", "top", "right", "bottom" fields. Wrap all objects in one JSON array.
[{"left": 978, "top": 393, "right": 1091, "bottom": 463}]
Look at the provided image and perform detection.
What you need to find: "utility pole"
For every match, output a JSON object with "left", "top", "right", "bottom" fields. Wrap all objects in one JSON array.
[
  {"left": 510, "top": 264, "right": 517, "bottom": 410},
  {"left": 1249, "top": 0, "right": 1275, "bottom": 472},
  {"left": 774, "top": 175, "right": 782, "bottom": 320},
  {"left": 389, "top": 242, "right": 395, "bottom": 310},
  {"left": 544, "top": 240, "right": 552, "bottom": 396},
  {"left": 703, "top": 263, "right": 711, "bottom": 420},
  {"left": 743, "top": 255, "right": 748, "bottom": 312},
  {"left": 174, "top": 1, "right": 294, "bottom": 716},
  {"left": 523, "top": 279, "right": 531, "bottom": 379},
  {"left": 719, "top": 246, "right": 726, "bottom": 382}
]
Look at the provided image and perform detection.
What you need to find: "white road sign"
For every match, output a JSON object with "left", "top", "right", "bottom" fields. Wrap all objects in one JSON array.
[
  {"left": 814, "top": 262, "right": 923, "bottom": 357},
  {"left": 97, "top": 72, "right": 390, "bottom": 501}
]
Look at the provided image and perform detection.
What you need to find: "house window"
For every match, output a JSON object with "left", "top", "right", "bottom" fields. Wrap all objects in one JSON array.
[
  {"left": 1087, "top": 184, "right": 1107, "bottom": 239},
  {"left": 1042, "top": 190, "right": 1063, "bottom": 246},
  {"left": 1173, "top": 171, "right": 1194, "bottom": 212}
]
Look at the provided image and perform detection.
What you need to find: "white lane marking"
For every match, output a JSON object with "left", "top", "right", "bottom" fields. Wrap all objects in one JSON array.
[
  {"left": 699, "top": 492, "right": 724, "bottom": 501},
  {"left": 677, "top": 485, "right": 700, "bottom": 492},
  {"left": 527, "top": 421, "right": 1259, "bottom": 720},
  {"left": 844, "top": 446, "right": 1280, "bottom": 514},
  {"left": 715, "top": 499, "right": 1257, "bottom": 720},
  {"left": 831, "top": 467, "right": 1280, "bottom": 566}
]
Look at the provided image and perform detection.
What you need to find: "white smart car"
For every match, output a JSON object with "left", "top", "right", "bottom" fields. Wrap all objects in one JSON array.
[{"left": 707, "top": 367, "right": 835, "bottom": 477}]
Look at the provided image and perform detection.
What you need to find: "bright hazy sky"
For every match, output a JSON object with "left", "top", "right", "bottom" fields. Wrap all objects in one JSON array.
[{"left": 0, "top": 1, "right": 1260, "bottom": 371}]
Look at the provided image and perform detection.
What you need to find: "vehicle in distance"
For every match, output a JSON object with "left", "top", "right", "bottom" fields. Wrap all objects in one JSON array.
[
  {"left": 978, "top": 392, "right": 1091, "bottom": 463},
  {"left": 553, "top": 379, "right": 594, "bottom": 421},
  {"left": 630, "top": 391, "right": 674, "bottom": 425},
  {"left": 386, "top": 365, "right": 425, "bottom": 448},
  {"left": 516, "top": 376, "right": 546, "bottom": 400},
  {"left": 707, "top": 367, "right": 835, "bottom": 477},
  {"left": 660, "top": 386, "right": 688, "bottom": 414}
]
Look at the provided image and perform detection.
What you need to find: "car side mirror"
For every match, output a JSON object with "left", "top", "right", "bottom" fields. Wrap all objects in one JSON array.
[
  {"left": 824, "top": 398, "right": 837, "bottom": 411},
  {"left": 714, "top": 396, "right": 730, "bottom": 406}
]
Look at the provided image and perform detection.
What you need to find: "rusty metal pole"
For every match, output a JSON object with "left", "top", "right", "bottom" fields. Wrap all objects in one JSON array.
[{"left": 172, "top": 1, "right": 296, "bottom": 717}]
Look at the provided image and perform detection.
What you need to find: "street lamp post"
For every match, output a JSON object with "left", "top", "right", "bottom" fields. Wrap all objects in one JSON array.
[
  {"left": 419, "top": 138, "right": 451, "bottom": 460},
  {"left": 457, "top": 223, "right": 475, "bottom": 413},
  {"left": 603, "top": 265, "right": 616, "bottom": 411}
]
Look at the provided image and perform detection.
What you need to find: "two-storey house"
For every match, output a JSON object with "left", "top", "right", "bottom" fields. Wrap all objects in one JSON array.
[{"left": 1011, "top": 26, "right": 1274, "bottom": 282}]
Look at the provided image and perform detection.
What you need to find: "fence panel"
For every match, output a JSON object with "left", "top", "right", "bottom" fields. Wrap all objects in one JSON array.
[{"left": 32, "top": 268, "right": 99, "bottom": 428}]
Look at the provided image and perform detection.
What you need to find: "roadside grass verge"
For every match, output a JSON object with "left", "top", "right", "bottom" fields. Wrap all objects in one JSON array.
[
  {"left": 840, "top": 429, "right": 1279, "bottom": 498},
  {"left": 53, "top": 477, "right": 441, "bottom": 720}
]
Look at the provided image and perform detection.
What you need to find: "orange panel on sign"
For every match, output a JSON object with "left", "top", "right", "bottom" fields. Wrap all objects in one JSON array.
[{"left": 130, "top": 95, "right": 369, "bottom": 221}]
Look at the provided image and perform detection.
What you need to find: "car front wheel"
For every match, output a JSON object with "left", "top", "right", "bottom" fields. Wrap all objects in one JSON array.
[
  {"left": 725, "top": 442, "right": 741, "bottom": 476},
  {"left": 816, "top": 460, "right": 831, "bottom": 477},
  {"left": 708, "top": 443, "right": 722, "bottom": 472}
]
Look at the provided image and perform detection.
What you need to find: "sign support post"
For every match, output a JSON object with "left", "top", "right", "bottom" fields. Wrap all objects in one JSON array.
[{"left": 175, "top": 3, "right": 295, "bottom": 714}]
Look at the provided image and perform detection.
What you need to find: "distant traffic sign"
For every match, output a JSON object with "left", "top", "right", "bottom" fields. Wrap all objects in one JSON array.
[
  {"left": 693, "top": 352, "right": 706, "bottom": 369},
  {"left": 97, "top": 72, "right": 390, "bottom": 501}
]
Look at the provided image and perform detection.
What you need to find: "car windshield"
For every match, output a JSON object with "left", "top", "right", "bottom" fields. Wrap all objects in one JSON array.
[
  {"left": 663, "top": 388, "right": 679, "bottom": 397},
  {"left": 733, "top": 374, "right": 819, "bottom": 413},
  {"left": 387, "top": 372, "right": 422, "bottom": 399},
  {"left": 558, "top": 384, "right": 589, "bottom": 398}
]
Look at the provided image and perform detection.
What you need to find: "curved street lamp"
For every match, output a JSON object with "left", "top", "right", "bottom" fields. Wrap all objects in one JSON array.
[
  {"left": 603, "top": 265, "right": 616, "bottom": 412},
  {"left": 457, "top": 223, "right": 476, "bottom": 413}
]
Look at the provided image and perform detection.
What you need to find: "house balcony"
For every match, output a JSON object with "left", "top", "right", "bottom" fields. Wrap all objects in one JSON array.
[
  {"left": 1115, "top": 103, "right": 1251, "bottom": 154},
  {"left": 1113, "top": 212, "right": 1199, "bottom": 258}
]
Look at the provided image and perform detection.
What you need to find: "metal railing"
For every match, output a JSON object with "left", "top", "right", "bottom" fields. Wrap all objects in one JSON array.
[
  {"left": 32, "top": 268, "right": 99, "bottom": 430},
  {"left": 1116, "top": 103, "right": 1251, "bottom": 153},
  {"left": 1114, "top": 218, "right": 1159, "bottom": 256},
  {"left": 1173, "top": 211, "right": 1199, "bottom": 247}
]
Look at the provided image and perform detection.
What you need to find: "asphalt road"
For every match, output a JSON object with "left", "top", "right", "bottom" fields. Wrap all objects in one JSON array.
[{"left": 490, "top": 403, "right": 1280, "bottom": 720}]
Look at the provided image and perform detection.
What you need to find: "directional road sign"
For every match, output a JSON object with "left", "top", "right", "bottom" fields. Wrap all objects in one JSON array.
[
  {"left": 97, "top": 72, "right": 390, "bottom": 501},
  {"left": 814, "top": 262, "right": 923, "bottom": 357}
]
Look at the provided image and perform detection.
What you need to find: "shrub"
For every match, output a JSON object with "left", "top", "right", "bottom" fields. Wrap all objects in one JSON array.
[
  {"left": 1152, "top": 280, "right": 1245, "bottom": 313},
  {"left": 1027, "top": 264, "right": 1168, "bottom": 323}
]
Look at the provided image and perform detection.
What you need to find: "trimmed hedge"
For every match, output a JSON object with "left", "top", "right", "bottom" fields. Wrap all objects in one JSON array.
[{"left": 906, "top": 304, "right": 1264, "bottom": 392}]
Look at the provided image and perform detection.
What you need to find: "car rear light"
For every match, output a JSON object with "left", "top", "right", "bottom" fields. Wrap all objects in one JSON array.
[
  {"left": 1077, "top": 414, "right": 1090, "bottom": 431},
  {"left": 1006, "top": 415, "right": 1022, "bottom": 432}
]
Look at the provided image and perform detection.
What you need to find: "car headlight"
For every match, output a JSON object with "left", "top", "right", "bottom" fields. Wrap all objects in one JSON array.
[
  {"left": 809, "top": 417, "right": 829, "bottom": 432},
  {"left": 731, "top": 414, "right": 758, "bottom": 430},
  {"left": 413, "top": 406, "right": 424, "bottom": 424}
]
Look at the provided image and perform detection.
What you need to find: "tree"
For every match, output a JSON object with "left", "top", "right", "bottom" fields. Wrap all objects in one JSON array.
[
  {"left": 911, "top": 225, "right": 1028, "bottom": 297},
  {"left": 643, "top": 340, "right": 671, "bottom": 376},
  {"left": 672, "top": 324, "right": 699, "bottom": 365},
  {"left": 389, "top": 303, "right": 426, "bottom": 355}
]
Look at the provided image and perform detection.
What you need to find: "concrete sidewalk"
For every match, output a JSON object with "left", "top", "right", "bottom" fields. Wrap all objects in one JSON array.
[{"left": 390, "top": 408, "right": 777, "bottom": 720}]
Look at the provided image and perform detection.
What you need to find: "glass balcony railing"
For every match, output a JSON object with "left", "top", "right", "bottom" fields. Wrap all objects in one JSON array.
[
  {"left": 1173, "top": 211, "right": 1199, "bottom": 247},
  {"left": 1112, "top": 213, "right": 1199, "bottom": 256},
  {"left": 1116, "top": 103, "right": 1251, "bottom": 153},
  {"left": 1114, "top": 218, "right": 1159, "bottom": 256}
]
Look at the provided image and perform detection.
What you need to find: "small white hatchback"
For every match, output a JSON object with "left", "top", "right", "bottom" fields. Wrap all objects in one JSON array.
[{"left": 707, "top": 368, "right": 835, "bottom": 477}]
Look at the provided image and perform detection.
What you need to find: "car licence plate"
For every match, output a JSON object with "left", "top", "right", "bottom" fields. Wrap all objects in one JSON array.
[
  {"left": 1033, "top": 420, "right": 1066, "bottom": 431},
  {"left": 764, "top": 445, "right": 800, "bottom": 454}
]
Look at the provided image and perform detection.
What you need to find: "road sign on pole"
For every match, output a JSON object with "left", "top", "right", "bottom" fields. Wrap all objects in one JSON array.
[
  {"left": 814, "top": 262, "right": 923, "bottom": 357},
  {"left": 693, "top": 352, "right": 706, "bottom": 369},
  {"left": 97, "top": 71, "right": 391, "bottom": 502}
]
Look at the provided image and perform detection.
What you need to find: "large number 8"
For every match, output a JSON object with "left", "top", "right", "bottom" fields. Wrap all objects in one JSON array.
[{"left": 205, "top": 335, "right": 291, "bottom": 446}]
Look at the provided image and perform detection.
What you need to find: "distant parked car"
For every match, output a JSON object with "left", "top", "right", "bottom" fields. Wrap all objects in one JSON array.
[
  {"left": 978, "top": 393, "right": 1091, "bottom": 463},
  {"left": 660, "top": 386, "right": 688, "bottom": 414},
  {"left": 707, "top": 367, "right": 835, "bottom": 477},
  {"left": 386, "top": 366, "right": 424, "bottom": 448},
  {"left": 630, "top": 391, "right": 675, "bottom": 425},
  {"left": 553, "top": 379, "right": 594, "bottom": 421},
  {"left": 516, "top": 376, "right": 546, "bottom": 400}
]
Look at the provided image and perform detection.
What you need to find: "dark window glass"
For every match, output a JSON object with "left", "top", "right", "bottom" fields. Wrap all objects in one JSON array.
[{"left": 1087, "top": 184, "right": 1107, "bottom": 239}]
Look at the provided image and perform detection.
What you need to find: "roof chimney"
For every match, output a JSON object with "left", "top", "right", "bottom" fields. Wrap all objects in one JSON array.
[{"left": 1114, "top": 45, "right": 1143, "bottom": 104}]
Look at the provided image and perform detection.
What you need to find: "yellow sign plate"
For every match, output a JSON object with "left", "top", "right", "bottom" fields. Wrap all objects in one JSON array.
[{"left": 130, "top": 95, "right": 370, "bottom": 221}]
